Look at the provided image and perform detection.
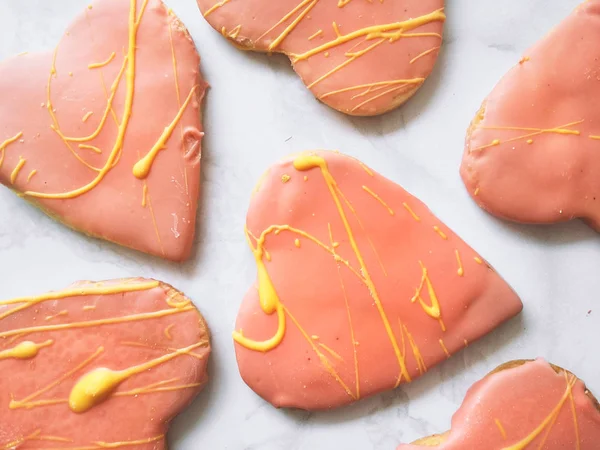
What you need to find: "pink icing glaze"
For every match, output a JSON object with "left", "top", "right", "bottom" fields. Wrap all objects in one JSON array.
[
  {"left": 0, "top": 278, "right": 210, "bottom": 450},
  {"left": 461, "top": 0, "right": 600, "bottom": 231},
  {"left": 235, "top": 150, "right": 522, "bottom": 410},
  {"left": 397, "top": 359, "right": 600, "bottom": 449},
  {"left": 196, "top": 0, "right": 444, "bottom": 116},
  {"left": 0, "top": 0, "right": 207, "bottom": 261}
]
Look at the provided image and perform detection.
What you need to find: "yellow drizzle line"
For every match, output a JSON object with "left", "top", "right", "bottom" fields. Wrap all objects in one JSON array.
[
  {"left": 318, "top": 343, "right": 343, "bottom": 361},
  {"left": 164, "top": 324, "right": 175, "bottom": 340},
  {"left": 495, "top": 418, "right": 508, "bottom": 440},
  {"left": 501, "top": 375, "right": 577, "bottom": 450},
  {"left": 0, "top": 280, "right": 158, "bottom": 320},
  {"left": 167, "top": 14, "right": 189, "bottom": 195},
  {"left": 88, "top": 52, "right": 116, "bottom": 69},
  {"left": 1, "top": 430, "right": 43, "bottom": 449},
  {"left": 257, "top": 0, "right": 318, "bottom": 47},
  {"left": 294, "top": 238, "right": 301, "bottom": 247},
  {"left": 402, "top": 323, "right": 426, "bottom": 375},
  {"left": 43, "top": 434, "right": 164, "bottom": 450},
  {"left": 120, "top": 340, "right": 207, "bottom": 361},
  {"left": 433, "top": 225, "right": 447, "bottom": 240},
  {"left": 283, "top": 305, "right": 355, "bottom": 399},
  {"left": 566, "top": 371, "right": 581, "bottom": 450},
  {"left": 82, "top": 111, "right": 94, "bottom": 122},
  {"left": 362, "top": 185, "right": 394, "bottom": 215},
  {"left": 308, "top": 29, "right": 323, "bottom": 40},
  {"left": 0, "top": 307, "right": 193, "bottom": 340},
  {"left": 269, "top": 0, "right": 319, "bottom": 51},
  {"left": 10, "top": 157, "right": 26, "bottom": 184},
  {"left": 132, "top": 85, "right": 198, "bottom": 179},
  {"left": 320, "top": 78, "right": 424, "bottom": 100},
  {"left": 474, "top": 256, "right": 483, "bottom": 265},
  {"left": 45, "top": 310, "right": 68, "bottom": 321},
  {"left": 359, "top": 161, "right": 373, "bottom": 176},
  {"left": 0, "top": 131, "right": 23, "bottom": 169},
  {"left": 9, "top": 347, "right": 104, "bottom": 410},
  {"left": 410, "top": 46, "right": 440, "bottom": 64},
  {"left": 472, "top": 120, "right": 585, "bottom": 152},
  {"left": 438, "top": 339, "right": 450, "bottom": 358},
  {"left": 351, "top": 83, "right": 415, "bottom": 113},
  {"left": 141, "top": 184, "right": 148, "bottom": 207},
  {"left": 329, "top": 223, "right": 360, "bottom": 398},
  {"left": 307, "top": 38, "right": 385, "bottom": 89},
  {"left": 45, "top": 47, "right": 103, "bottom": 173},
  {"left": 590, "top": 135, "right": 600, "bottom": 140},
  {"left": 294, "top": 155, "right": 411, "bottom": 385},
  {"left": 27, "top": 169, "right": 37, "bottom": 183},
  {"left": 403, "top": 202, "right": 421, "bottom": 221},
  {"left": 455, "top": 249, "right": 464, "bottom": 277},
  {"left": 0, "top": 340, "right": 53, "bottom": 361},
  {"left": 68, "top": 342, "right": 204, "bottom": 413},
  {"left": 78, "top": 144, "right": 102, "bottom": 154},
  {"left": 204, "top": 0, "right": 230, "bottom": 17},
  {"left": 336, "top": 188, "right": 388, "bottom": 277},
  {"left": 143, "top": 186, "right": 165, "bottom": 255},
  {"left": 292, "top": 9, "right": 445, "bottom": 62},
  {"left": 411, "top": 261, "right": 446, "bottom": 331},
  {"left": 26, "top": 0, "right": 146, "bottom": 199}
]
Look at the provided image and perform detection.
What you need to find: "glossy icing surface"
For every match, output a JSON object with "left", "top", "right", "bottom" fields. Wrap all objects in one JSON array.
[
  {"left": 0, "top": 0, "right": 207, "bottom": 261},
  {"left": 461, "top": 0, "right": 600, "bottom": 231},
  {"left": 397, "top": 359, "right": 600, "bottom": 449},
  {"left": 196, "top": 0, "right": 444, "bottom": 116},
  {"left": 0, "top": 278, "right": 210, "bottom": 449},
  {"left": 235, "top": 150, "right": 522, "bottom": 410}
]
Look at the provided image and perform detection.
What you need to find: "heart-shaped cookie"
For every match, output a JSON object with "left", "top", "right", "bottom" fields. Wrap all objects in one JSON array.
[
  {"left": 461, "top": 0, "right": 600, "bottom": 230},
  {"left": 196, "top": 0, "right": 444, "bottom": 116},
  {"left": 397, "top": 359, "right": 600, "bottom": 449},
  {"left": 234, "top": 151, "right": 522, "bottom": 410},
  {"left": 0, "top": 0, "right": 207, "bottom": 261},
  {"left": 0, "top": 278, "right": 210, "bottom": 448}
]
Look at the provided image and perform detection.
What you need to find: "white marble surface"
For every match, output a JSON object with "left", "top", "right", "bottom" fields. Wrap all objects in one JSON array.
[{"left": 1, "top": 0, "right": 599, "bottom": 448}]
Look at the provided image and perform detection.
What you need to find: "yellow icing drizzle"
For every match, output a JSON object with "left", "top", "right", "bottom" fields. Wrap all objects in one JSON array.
[
  {"left": 495, "top": 418, "right": 508, "bottom": 440},
  {"left": 27, "top": 169, "right": 37, "bottom": 183},
  {"left": 411, "top": 261, "right": 445, "bottom": 331},
  {"left": 501, "top": 374, "right": 577, "bottom": 449},
  {"left": 455, "top": 249, "right": 464, "bottom": 277},
  {"left": 68, "top": 341, "right": 204, "bottom": 413},
  {"left": 0, "top": 131, "right": 23, "bottom": 169},
  {"left": 88, "top": 52, "right": 116, "bottom": 69},
  {"left": 292, "top": 154, "right": 411, "bottom": 384},
  {"left": 132, "top": 84, "right": 199, "bottom": 179},
  {"left": 362, "top": 185, "right": 394, "bottom": 215},
  {"left": 10, "top": 157, "right": 26, "bottom": 184},
  {"left": 403, "top": 202, "right": 421, "bottom": 221},
  {"left": 473, "top": 120, "right": 584, "bottom": 152},
  {"left": 438, "top": 339, "right": 450, "bottom": 358},
  {"left": 0, "top": 340, "right": 53, "bottom": 361},
  {"left": 291, "top": 9, "right": 446, "bottom": 62}
]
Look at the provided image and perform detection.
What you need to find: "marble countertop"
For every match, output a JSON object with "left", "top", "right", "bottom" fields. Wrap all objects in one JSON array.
[{"left": 1, "top": 0, "right": 599, "bottom": 448}]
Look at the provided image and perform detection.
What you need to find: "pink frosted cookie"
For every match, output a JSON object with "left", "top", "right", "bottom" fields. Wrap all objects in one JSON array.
[
  {"left": 234, "top": 150, "right": 522, "bottom": 410},
  {"left": 0, "top": 0, "right": 207, "bottom": 261},
  {"left": 197, "top": 0, "right": 445, "bottom": 116},
  {"left": 461, "top": 0, "right": 600, "bottom": 230},
  {"left": 0, "top": 278, "right": 210, "bottom": 449},
  {"left": 397, "top": 359, "right": 600, "bottom": 449}
]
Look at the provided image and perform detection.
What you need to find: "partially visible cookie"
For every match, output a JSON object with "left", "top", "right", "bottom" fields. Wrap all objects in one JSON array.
[
  {"left": 234, "top": 150, "right": 522, "bottom": 410},
  {"left": 0, "top": 0, "right": 207, "bottom": 261},
  {"left": 0, "top": 278, "right": 210, "bottom": 448},
  {"left": 197, "top": 0, "right": 445, "bottom": 116},
  {"left": 397, "top": 359, "right": 600, "bottom": 449},
  {"left": 461, "top": 0, "right": 600, "bottom": 230}
]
